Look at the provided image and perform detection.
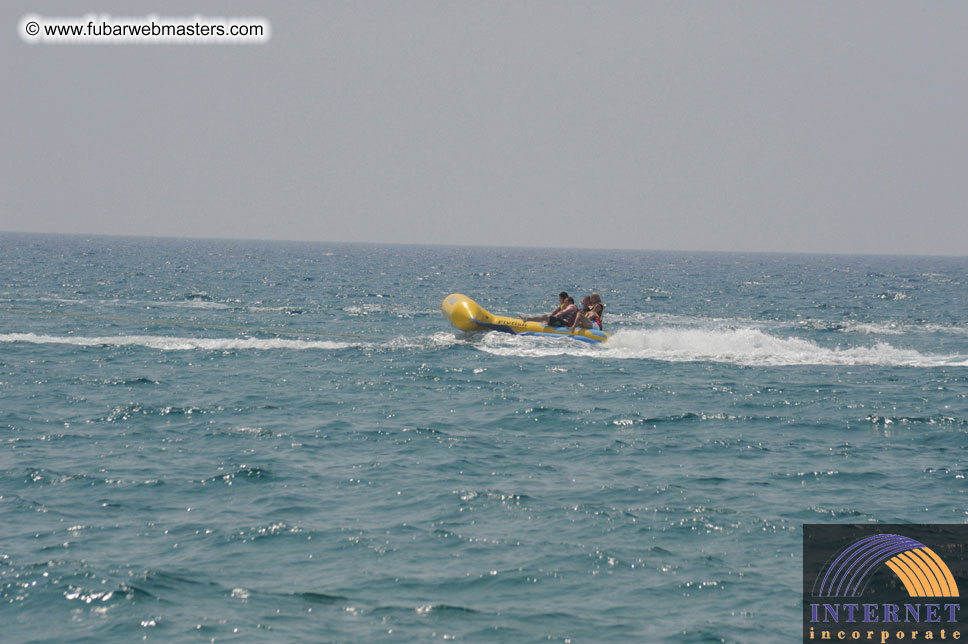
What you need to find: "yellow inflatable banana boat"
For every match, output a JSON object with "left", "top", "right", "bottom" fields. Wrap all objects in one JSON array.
[{"left": 441, "top": 293, "right": 609, "bottom": 343}]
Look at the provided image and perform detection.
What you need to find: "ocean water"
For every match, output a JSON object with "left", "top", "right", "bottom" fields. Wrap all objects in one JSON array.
[{"left": 1, "top": 233, "right": 966, "bottom": 643}]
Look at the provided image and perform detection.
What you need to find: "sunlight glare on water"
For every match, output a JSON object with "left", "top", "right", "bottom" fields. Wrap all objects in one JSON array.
[{"left": 1, "top": 233, "right": 966, "bottom": 643}]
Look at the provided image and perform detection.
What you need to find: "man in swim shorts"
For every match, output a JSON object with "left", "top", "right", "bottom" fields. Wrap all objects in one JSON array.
[{"left": 520, "top": 293, "right": 579, "bottom": 327}]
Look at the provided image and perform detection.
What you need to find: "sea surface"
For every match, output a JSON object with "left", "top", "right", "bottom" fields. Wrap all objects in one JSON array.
[{"left": 1, "top": 233, "right": 966, "bottom": 643}]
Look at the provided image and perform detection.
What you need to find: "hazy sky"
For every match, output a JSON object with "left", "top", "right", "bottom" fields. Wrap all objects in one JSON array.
[{"left": 3, "top": 1, "right": 966, "bottom": 255}]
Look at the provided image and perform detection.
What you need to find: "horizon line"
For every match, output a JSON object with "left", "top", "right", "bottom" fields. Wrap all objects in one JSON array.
[{"left": 1, "top": 229, "right": 965, "bottom": 260}]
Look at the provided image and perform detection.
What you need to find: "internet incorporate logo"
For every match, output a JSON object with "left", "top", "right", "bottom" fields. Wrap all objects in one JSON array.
[{"left": 803, "top": 525, "right": 967, "bottom": 643}]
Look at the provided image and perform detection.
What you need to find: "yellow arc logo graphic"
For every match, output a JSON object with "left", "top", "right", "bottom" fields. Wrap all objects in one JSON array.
[{"left": 884, "top": 547, "right": 960, "bottom": 598}]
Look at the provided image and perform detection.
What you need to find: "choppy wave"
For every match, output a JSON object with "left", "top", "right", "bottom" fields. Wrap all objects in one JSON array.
[
  {"left": 604, "top": 309, "right": 968, "bottom": 342},
  {"left": 610, "top": 313, "right": 968, "bottom": 338},
  {"left": 0, "top": 332, "right": 352, "bottom": 351},
  {"left": 607, "top": 311, "right": 765, "bottom": 328},
  {"left": 474, "top": 327, "right": 968, "bottom": 367},
  {"left": 342, "top": 304, "right": 439, "bottom": 318},
  {"left": 841, "top": 321, "right": 968, "bottom": 336},
  {"left": 107, "top": 299, "right": 301, "bottom": 314},
  {"left": 166, "top": 300, "right": 233, "bottom": 310},
  {"left": 838, "top": 321, "right": 905, "bottom": 335}
]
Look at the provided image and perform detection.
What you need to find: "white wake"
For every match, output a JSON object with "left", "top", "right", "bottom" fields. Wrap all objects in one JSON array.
[
  {"left": 474, "top": 327, "right": 968, "bottom": 367},
  {"left": 0, "top": 332, "right": 353, "bottom": 351}
]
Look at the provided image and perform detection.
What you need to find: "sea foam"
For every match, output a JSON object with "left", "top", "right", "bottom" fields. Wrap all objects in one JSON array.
[
  {"left": 0, "top": 332, "right": 352, "bottom": 351},
  {"left": 474, "top": 327, "right": 968, "bottom": 367}
]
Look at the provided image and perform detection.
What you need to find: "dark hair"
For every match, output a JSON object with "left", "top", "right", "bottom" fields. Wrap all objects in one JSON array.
[
  {"left": 565, "top": 297, "right": 575, "bottom": 304},
  {"left": 559, "top": 291, "right": 569, "bottom": 300}
]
